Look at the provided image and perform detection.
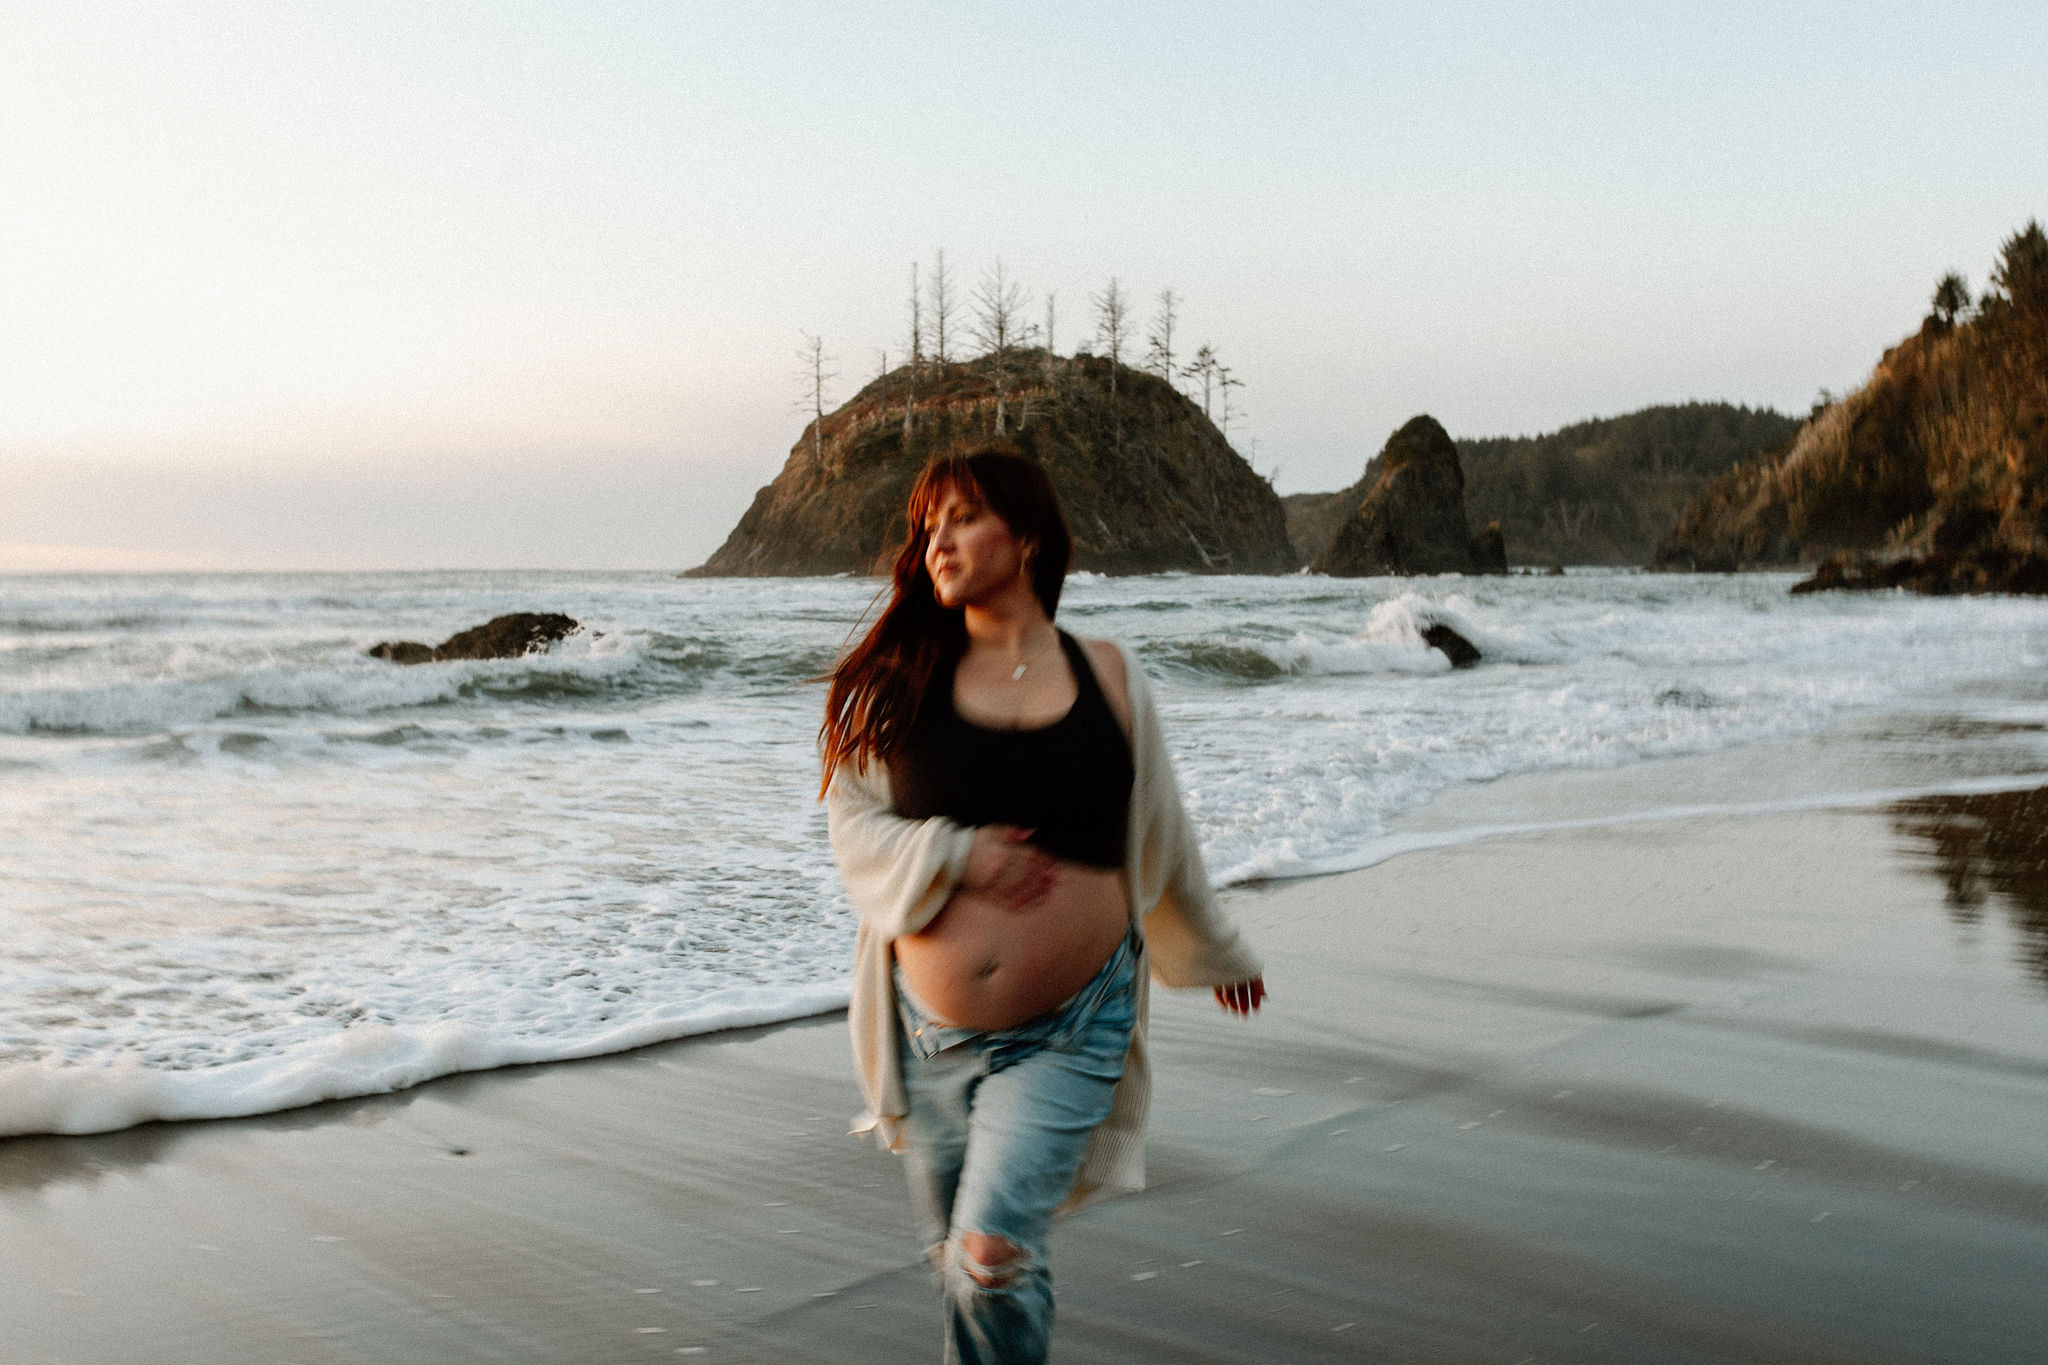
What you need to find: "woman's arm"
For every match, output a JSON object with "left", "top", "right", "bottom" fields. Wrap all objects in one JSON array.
[
  {"left": 1101, "top": 641, "right": 1264, "bottom": 1010},
  {"left": 826, "top": 761, "right": 1056, "bottom": 939},
  {"left": 826, "top": 759, "right": 975, "bottom": 940}
]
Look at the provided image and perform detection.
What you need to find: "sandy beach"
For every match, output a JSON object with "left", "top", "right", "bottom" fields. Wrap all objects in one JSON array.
[{"left": 5, "top": 797, "right": 2045, "bottom": 1364}]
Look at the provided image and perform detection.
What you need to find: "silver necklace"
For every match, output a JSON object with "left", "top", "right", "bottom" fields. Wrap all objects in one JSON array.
[{"left": 1008, "top": 633, "right": 1055, "bottom": 682}]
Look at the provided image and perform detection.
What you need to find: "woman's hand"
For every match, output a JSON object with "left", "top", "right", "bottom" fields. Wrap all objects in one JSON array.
[
  {"left": 1214, "top": 976, "right": 1265, "bottom": 1016},
  {"left": 962, "top": 825, "right": 1057, "bottom": 911}
]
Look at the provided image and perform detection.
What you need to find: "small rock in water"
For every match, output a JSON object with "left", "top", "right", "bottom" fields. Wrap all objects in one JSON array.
[
  {"left": 1421, "top": 623, "right": 1482, "bottom": 668},
  {"left": 367, "top": 640, "right": 435, "bottom": 664}
]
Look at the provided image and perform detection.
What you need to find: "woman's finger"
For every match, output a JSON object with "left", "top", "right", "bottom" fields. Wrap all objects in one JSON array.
[{"left": 1213, "top": 978, "right": 1265, "bottom": 1015}]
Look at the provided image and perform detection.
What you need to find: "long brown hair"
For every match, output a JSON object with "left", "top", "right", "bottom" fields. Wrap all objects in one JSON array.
[{"left": 819, "top": 447, "right": 1073, "bottom": 796}]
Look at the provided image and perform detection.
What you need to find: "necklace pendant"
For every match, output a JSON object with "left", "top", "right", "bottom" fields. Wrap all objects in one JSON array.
[{"left": 1011, "top": 662, "right": 1028, "bottom": 681}]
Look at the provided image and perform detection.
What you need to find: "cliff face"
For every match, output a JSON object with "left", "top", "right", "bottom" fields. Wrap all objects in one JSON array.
[
  {"left": 1308, "top": 415, "right": 1506, "bottom": 576},
  {"left": 1283, "top": 472, "right": 1373, "bottom": 565},
  {"left": 1658, "top": 221, "right": 2048, "bottom": 582},
  {"left": 687, "top": 351, "right": 1293, "bottom": 577}
]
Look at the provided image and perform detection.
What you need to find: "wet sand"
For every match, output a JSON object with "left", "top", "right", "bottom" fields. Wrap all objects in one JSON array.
[{"left": 4, "top": 801, "right": 2045, "bottom": 1364}]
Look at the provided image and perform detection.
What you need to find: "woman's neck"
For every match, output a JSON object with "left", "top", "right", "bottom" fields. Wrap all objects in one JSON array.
[{"left": 960, "top": 583, "right": 1056, "bottom": 667}]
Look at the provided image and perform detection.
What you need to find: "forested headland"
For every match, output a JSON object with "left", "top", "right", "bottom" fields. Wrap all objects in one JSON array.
[{"left": 1659, "top": 220, "right": 2048, "bottom": 592}]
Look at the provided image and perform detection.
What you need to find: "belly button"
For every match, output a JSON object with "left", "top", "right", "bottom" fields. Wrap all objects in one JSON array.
[{"left": 977, "top": 959, "right": 999, "bottom": 979}]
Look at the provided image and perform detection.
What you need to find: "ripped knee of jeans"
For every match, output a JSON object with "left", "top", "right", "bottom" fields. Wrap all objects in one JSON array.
[{"left": 951, "top": 1230, "right": 1032, "bottom": 1290}]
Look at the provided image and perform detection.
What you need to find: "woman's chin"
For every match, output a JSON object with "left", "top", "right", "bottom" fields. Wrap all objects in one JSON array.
[{"left": 932, "top": 577, "right": 979, "bottom": 608}]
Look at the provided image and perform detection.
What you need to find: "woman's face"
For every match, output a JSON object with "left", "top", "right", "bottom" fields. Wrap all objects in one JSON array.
[{"left": 923, "top": 484, "right": 1031, "bottom": 609}]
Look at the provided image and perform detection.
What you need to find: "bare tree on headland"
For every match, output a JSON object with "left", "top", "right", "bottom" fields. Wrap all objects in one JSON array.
[
  {"left": 1145, "top": 288, "right": 1180, "bottom": 386},
  {"left": 1093, "top": 277, "right": 1132, "bottom": 456},
  {"left": 1216, "top": 361, "right": 1244, "bottom": 438},
  {"left": 970, "top": 257, "right": 1033, "bottom": 435},
  {"left": 904, "top": 262, "right": 923, "bottom": 446},
  {"left": 1185, "top": 343, "right": 1218, "bottom": 417},
  {"left": 795, "top": 332, "right": 837, "bottom": 467},
  {"left": 1042, "top": 291, "right": 1059, "bottom": 389},
  {"left": 929, "top": 249, "right": 957, "bottom": 364},
  {"left": 1093, "top": 277, "right": 1129, "bottom": 373}
]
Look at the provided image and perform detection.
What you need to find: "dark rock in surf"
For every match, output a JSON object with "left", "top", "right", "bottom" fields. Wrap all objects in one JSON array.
[
  {"left": 1469, "top": 520, "right": 1508, "bottom": 575},
  {"left": 1421, "top": 623, "right": 1482, "bottom": 668},
  {"left": 368, "top": 613, "right": 581, "bottom": 665},
  {"left": 1790, "top": 548, "right": 2048, "bottom": 596},
  {"left": 1309, "top": 416, "right": 1508, "bottom": 577},
  {"left": 433, "top": 613, "right": 581, "bottom": 660}
]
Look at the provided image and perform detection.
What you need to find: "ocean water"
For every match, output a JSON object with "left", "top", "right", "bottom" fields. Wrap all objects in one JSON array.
[{"left": 4, "top": 569, "right": 2047, "bottom": 1139}]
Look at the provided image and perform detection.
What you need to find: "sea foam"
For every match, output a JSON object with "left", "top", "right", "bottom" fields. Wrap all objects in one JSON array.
[
  {"left": 0, "top": 984, "right": 849, "bottom": 1138},
  {"left": 3, "top": 567, "right": 2046, "bottom": 1138}
]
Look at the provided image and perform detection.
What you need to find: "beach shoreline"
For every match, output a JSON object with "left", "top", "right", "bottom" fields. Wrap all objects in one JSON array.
[{"left": 6, "top": 795, "right": 2046, "bottom": 1364}]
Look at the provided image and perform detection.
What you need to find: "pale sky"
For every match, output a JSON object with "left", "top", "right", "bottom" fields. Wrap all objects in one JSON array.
[{"left": 4, "top": 1, "right": 2043, "bottom": 571}]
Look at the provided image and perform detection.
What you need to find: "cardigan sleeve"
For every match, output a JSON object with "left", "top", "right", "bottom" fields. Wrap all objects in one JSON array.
[
  {"left": 1120, "top": 647, "right": 1263, "bottom": 989},
  {"left": 826, "top": 757, "right": 977, "bottom": 941}
]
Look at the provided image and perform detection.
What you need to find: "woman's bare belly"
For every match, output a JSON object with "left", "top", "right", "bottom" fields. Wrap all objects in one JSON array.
[{"left": 895, "top": 860, "right": 1132, "bottom": 1032}]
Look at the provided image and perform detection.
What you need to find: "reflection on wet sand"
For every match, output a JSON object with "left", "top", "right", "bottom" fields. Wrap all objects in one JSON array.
[{"left": 1892, "top": 785, "right": 2048, "bottom": 989}]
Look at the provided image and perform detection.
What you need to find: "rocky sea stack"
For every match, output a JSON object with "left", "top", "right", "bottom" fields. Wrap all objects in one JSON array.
[
  {"left": 1308, "top": 415, "right": 1508, "bottom": 577},
  {"left": 686, "top": 352, "right": 1293, "bottom": 576},
  {"left": 1658, "top": 220, "right": 2048, "bottom": 594}
]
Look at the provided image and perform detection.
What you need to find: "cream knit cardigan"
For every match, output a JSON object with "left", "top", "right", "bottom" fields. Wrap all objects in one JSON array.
[{"left": 827, "top": 641, "right": 1261, "bottom": 1205}]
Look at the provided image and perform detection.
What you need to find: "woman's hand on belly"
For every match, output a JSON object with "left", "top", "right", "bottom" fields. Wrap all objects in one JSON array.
[{"left": 962, "top": 823, "right": 1057, "bottom": 910}]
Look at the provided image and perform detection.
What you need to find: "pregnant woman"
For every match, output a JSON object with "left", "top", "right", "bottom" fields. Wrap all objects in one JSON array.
[{"left": 821, "top": 446, "right": 1265, "bottom": 1363}]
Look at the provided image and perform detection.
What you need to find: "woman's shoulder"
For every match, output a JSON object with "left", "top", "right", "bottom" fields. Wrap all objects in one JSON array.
[{"left": 1067, "top": 634, "right": 1135, "bottom": 736}]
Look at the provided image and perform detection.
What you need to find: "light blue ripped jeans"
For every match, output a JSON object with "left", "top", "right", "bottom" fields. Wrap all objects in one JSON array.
[{"left": 894, "top": 927, "right": 1140, "bottom": 1365}]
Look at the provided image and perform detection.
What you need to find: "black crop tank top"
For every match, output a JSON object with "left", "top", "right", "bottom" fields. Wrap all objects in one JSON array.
[{"left": 888, "top": 631, "right": 1134, "bottom": 869}]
